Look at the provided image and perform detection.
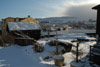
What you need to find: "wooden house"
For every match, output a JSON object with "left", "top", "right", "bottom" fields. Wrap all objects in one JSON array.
[
  {"left": 92, "top": 4, "right": 100, "bottom": 37},
  {"left": 91, "top": 4, "right": 100, "bottom": 66},
  {"left": 7, "top": 22, "right": 41, "bottom": 40},
  {"left": 1, "top": 16, "right": 39, "bottom": 36},
  {"left": 1, "top": 17, "right": 25, "bottom": 36}
]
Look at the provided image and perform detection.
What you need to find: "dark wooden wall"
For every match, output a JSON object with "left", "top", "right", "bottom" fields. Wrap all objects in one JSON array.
[
  {"left": 96, "top": 9, "right": 100, "bottom": 36},
  {"left": 0, "top": 30, "right": 1, "bottom": 35},
  {"left": 22, "top": 30, "right": 41, "bottom": 40},
  {"left": 9, "top": 30, "right": 41, "bottom": 40}
]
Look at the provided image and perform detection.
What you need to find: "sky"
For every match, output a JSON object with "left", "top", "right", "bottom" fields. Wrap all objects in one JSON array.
[{"left": 0, "top": 0, "right": 100, "bottom": 21}]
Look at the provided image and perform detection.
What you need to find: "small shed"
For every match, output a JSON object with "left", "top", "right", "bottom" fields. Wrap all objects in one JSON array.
[{"left": 7, "top": 22, "right": 41, "bottom": 40}]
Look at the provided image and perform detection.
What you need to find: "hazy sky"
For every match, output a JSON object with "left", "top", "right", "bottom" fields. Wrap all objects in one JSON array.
[{"left": 0, "top": 0, "right": 100, "bottom": 20}]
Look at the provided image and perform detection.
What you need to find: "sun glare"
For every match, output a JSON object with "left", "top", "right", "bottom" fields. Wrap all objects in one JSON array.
[{"left": 90, "top": 0, "right": 100, "bottom": 4}]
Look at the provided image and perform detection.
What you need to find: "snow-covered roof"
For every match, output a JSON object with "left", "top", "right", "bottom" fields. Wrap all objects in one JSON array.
[{"left": 7, "top": 22, "right": 40, "bottom": 31}]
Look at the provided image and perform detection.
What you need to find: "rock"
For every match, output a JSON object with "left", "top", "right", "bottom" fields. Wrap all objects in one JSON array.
[{"left": 70, "top": 61, "right": 84, "bottom": 67}]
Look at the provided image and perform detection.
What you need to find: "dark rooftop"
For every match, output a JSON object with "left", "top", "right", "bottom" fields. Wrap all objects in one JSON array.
[{"left": 92, "top": 4, "right": 100, "bottom": 10}]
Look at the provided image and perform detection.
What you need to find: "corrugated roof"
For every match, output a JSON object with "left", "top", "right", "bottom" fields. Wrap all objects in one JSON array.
[{"left": 7, "top": 22, "right": 40, "bottom": 31}]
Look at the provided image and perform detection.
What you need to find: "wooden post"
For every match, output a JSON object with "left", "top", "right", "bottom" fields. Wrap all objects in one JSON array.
[
  {"left": 76, "top": 42, "right": 79, "bottom": 62},
  {"left": 56, "top": 38, "right": 58, "bottom": 55},
  {"left": 55, "top": 28, "right": 58, "bottom": 55},
  {"left": 47, "top": 30, "right": 50, "bottom": 38},
  {"left": 89, "top": 46, "right": 92, "bottom": 61},
  {"left": 46, "top": 24, "right": 50, "bottom": 38},
  {"left": 96, "top": 35, "right": 99, "bottom": 44},
  {"left": 56, "top": 31, "right": 58, "bottom": 55}
]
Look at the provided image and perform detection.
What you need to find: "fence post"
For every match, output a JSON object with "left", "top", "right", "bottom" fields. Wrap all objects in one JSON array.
[{"left": 90, "top": 46, "right": 92, "bottom": 61}]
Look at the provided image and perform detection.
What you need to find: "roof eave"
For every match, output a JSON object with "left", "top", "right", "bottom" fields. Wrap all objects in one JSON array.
[
  {"left": 92, "top": 7, "right": 97, "bottom": 10},
  {"left": 92, "top": 4, "right": 100, "bottom": 10}
]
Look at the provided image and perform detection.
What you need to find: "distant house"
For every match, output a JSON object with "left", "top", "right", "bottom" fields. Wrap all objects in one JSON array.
[
  {"left": 39, "top": 21, "right": 51, "bottom": 31},
  {"left": 7, "top": 22, "right": 41, "bottom": 40},
  {"left": 2, "top": 17, "right": 25, "bottom": 22},
  {"left": 1, "top": 16, "right": 39, "bottom": 36},
  {"left": 39, "top": 21, "right": 70, "bottom": 31},
  {"left": 1, "top": 17, "right": 25, "bottom": 36}
]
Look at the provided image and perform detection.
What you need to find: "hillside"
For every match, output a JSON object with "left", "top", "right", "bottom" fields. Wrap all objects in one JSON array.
[
  {"left": 37, "top": 17, "right": 96, "bottom": 30},
  {"left": 37, "top": 17, "right": 84, "bottom": 24}
]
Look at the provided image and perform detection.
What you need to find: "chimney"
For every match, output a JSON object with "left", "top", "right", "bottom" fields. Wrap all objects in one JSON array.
[{"left": 28, "top": 15, "right": 30, "bottom": 18}]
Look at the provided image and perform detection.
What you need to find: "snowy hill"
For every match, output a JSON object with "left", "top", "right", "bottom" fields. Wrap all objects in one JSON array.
[
  {"left": 37, "top": 17, "right": 96, "bottom": 30},
  {"left": 37, "top": 17, "right": 84, "bottom": 24},
  {"left": 37, "top": 17, "right": 96, "bottom": 24}
]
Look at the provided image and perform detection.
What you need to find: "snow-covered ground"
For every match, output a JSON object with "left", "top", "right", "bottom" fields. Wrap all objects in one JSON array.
[{"left": 0, "top": 33, "right": 97, "bottom": 67}]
